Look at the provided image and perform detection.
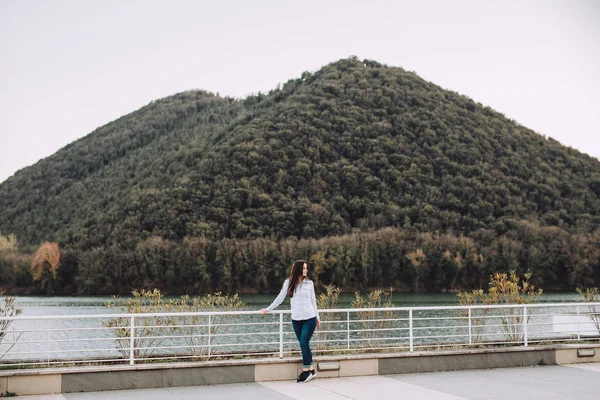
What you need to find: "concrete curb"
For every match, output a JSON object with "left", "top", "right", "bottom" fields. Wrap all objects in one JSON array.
[{"left": 1, "top": 344, "right": 599, "bottom": 396}]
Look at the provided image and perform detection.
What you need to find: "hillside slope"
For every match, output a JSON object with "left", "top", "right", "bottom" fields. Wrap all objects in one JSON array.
[{"left": 1, "top": 57, "right": 599, "bottom": 294}]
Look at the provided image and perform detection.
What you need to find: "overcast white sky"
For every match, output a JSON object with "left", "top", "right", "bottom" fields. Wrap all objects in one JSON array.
[{"left": 1, "top": 0, "right": 599, "bottom": 183}]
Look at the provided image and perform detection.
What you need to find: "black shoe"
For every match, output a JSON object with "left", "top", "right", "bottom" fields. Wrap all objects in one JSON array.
[
  {"left": 309, "top": 369, "right": 317, "bottom": 380},
  {"left": 297, "top": 370, "right": 311, "bottom": 383}
]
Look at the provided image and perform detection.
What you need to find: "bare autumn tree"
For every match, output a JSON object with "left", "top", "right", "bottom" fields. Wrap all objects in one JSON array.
[{"left": 31, "top": 242, "right": 60, "bottom": 294}]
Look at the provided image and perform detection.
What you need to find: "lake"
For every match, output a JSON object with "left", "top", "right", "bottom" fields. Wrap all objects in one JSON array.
[
  {"left": 10, "top": 292, "right": 585, "bottom": 316},
  {"left": 0, "top": 291, "right": 590, "bottom": 366}
]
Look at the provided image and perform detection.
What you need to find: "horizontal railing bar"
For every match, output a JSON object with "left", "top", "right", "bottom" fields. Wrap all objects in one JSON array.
[
  {"left": 4, "top": 326, "right": 121, "bottom": 334},
  {"left": 412, "top": 317, "right": 467, "bottom": 322},
  {"left": 171, "top": 320, "right": 281, "bottom": 329},
  {"left": 413, "top": 333, "right": 473, "bottom": 340},
  {"left": 0, "top": 336, "right": 120, "bottom": 345},
  {"left": 413, "top": 342, "right": 477, "bottom": 349},
  {"left": 317, "top": 345, "right": 411, "bottom": 353},
  {"left": 412, "top": 324, "right": 469, "bottom": 331},
  {"left": 0, "top": 358, "right": 126, "bottom": 368},
  {"left": 47, "top": 326, "right": 124, "bottom": 332},
  {"left": 4, "top": 326, "right": 123, "bottom": 334},
  {"left": 344, "top": 337, "right": 409, "bottom": 344},
  {"left": 3, "top": 347, "right": 123, "bottom": 356},
  {"left": 321, "top": 344, "right": 411, "bottom": 352},
  {"left": 120, "top": 330, "right": 295, "bottom": 341},
  {"left": 134, "top": 350, "right": 281, "bottom": 362},
  {"left": 133, "top": 340, "right": 301, "bottom": 351},
  {"left": 3, "top": 302, "right": 600, "bottom": 321},
  {"left": 527, "top": 322, "right": 578, "bottom": 327},
  {"left": 350, "top": 326, "right": 412, "bottom": 334},
  {"left": 529, "top": 337, "right": 599, "bottom": 343}
]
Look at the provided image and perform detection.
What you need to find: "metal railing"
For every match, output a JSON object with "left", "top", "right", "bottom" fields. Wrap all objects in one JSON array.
[{"left": 0, "top": 302, "right": 599, "bottom": 369}]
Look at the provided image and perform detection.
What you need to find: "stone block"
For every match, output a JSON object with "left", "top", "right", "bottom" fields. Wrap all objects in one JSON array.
[
  {"left": 339, "top": 359, "right": 377, "bottom": 377},
  {"left": 451, "top": 354, "right": 483, "bottom": 371},
  {"left": 379, "top": 357, "right": 419, "bottom": 375},
  {"left": 486, "top": 351, "right": 525, "bottom": 368},
  {"left": 163, "top": 365, "right": 254, "bottom": 387},
  {"left": 556, "top": 349, "right": 578, "bottom": 364},
  {"left": 255, "top": 363, "right": 297, "bottom": 381},
  {"left": 419, "top": 355, "right": 454, "bottom": 372},
  {"left": 62, "top": 370, "right": 162, "bottom": 392},
  {"left": 556, "top": 348, "right": 600, "bottom": 364},
  {"left": 8, "top": 374, "right": 61, "bottom": 396},
  {"left": 522, "top": 350, "right": 555, "bottom": 367},
  {"left": 316, "top": 369, "right": 340, "bottom": 379}
]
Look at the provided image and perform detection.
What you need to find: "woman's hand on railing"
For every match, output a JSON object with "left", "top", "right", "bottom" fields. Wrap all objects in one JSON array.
[{"left": 259, "top": 308, "right": 268, "bottom": 315}]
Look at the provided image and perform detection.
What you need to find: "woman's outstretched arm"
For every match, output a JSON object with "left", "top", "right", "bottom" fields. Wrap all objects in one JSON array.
[{"left": 260, "top": 279, "right": 289, "bottom": 314}]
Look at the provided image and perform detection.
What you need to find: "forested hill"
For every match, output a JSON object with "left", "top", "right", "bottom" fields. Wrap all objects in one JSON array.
[{"left": 1, "top": 57, "right": 599, "bottom": 295}]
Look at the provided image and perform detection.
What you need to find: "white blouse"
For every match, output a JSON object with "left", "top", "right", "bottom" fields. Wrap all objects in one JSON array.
[{"left": 266, "top": 278, "right": 320, "bottom": 321}]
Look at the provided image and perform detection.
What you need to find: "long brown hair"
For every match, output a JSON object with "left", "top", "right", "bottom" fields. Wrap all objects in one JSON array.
[{"left": 287, "top": 260, "right": 307, "bottom": 298}]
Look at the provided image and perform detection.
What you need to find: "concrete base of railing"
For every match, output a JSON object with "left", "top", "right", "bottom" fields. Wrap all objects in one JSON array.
[{"left": 2, "top": 344, "right": 599, "bottom": 396}]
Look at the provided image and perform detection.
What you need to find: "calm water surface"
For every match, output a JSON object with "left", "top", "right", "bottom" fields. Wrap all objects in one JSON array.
[
  {"left": 10, "top": 292, "right": 584, "bottom": 316},
  {"left": 0, "top": 292, "right": 588, "bottom": 365}
]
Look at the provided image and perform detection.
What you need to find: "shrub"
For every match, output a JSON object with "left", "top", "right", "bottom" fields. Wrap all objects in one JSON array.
[
  {"left": 457, "top": 271, "right": 542, "bottom": 344},
  {"left": 167, "top": 292, "right": 245, "bottom": 358},
  {"left": 576, "top": 287, "right": 600, "bottom": 334},
  {"left": 0, "top": 291, "right": 23, "bottom": 360},
  {"left": 103, "top": 289, "right": 173, "bottom": 360},
  {"left": 351, "top": 287, "right": 396, "bottom": 348},
  {"left": 315, "top": 284, "right": 341, "bottom": 351}
]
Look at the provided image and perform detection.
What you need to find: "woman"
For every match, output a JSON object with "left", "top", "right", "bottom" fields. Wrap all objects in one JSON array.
[{"left": 260, "top": 260, "right": 321, "bottom": 383}]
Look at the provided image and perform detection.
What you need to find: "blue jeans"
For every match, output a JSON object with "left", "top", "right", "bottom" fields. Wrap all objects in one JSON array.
[{"left": 292, "top": 317, "right": 317, "bottom": 368}]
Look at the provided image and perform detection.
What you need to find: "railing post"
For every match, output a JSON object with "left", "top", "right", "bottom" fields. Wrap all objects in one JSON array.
[
  {"left": 279, "top": 313, "right": 284, "bottom": 358},
  {"left": 347, "top": 311, "right": 350, "bottom": 350},
  {"left": 208, "top": 315, "right": 212, "bottom": 357},
  {"left": 46, "top": 320, "right": 50, "bottom": 366},
  {"left": 523, "top": 306, "right": 528, "bottom": 347},
  {"left": 576, "top": 306, "right": 581, "bottom": 341},
  {"left": 468, "top": 308, "right": 472, "bottom": 346},
  {"left": 129, "top": 316, "right": 135, "bottom": 366},
  {"left": 409, "top": 309, "right": 413, "bottom": 352}
]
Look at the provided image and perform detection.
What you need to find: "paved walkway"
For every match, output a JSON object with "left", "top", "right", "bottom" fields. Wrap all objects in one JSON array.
[{"left": 14, "top": 363, "right": 600, "bottom": 400}]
